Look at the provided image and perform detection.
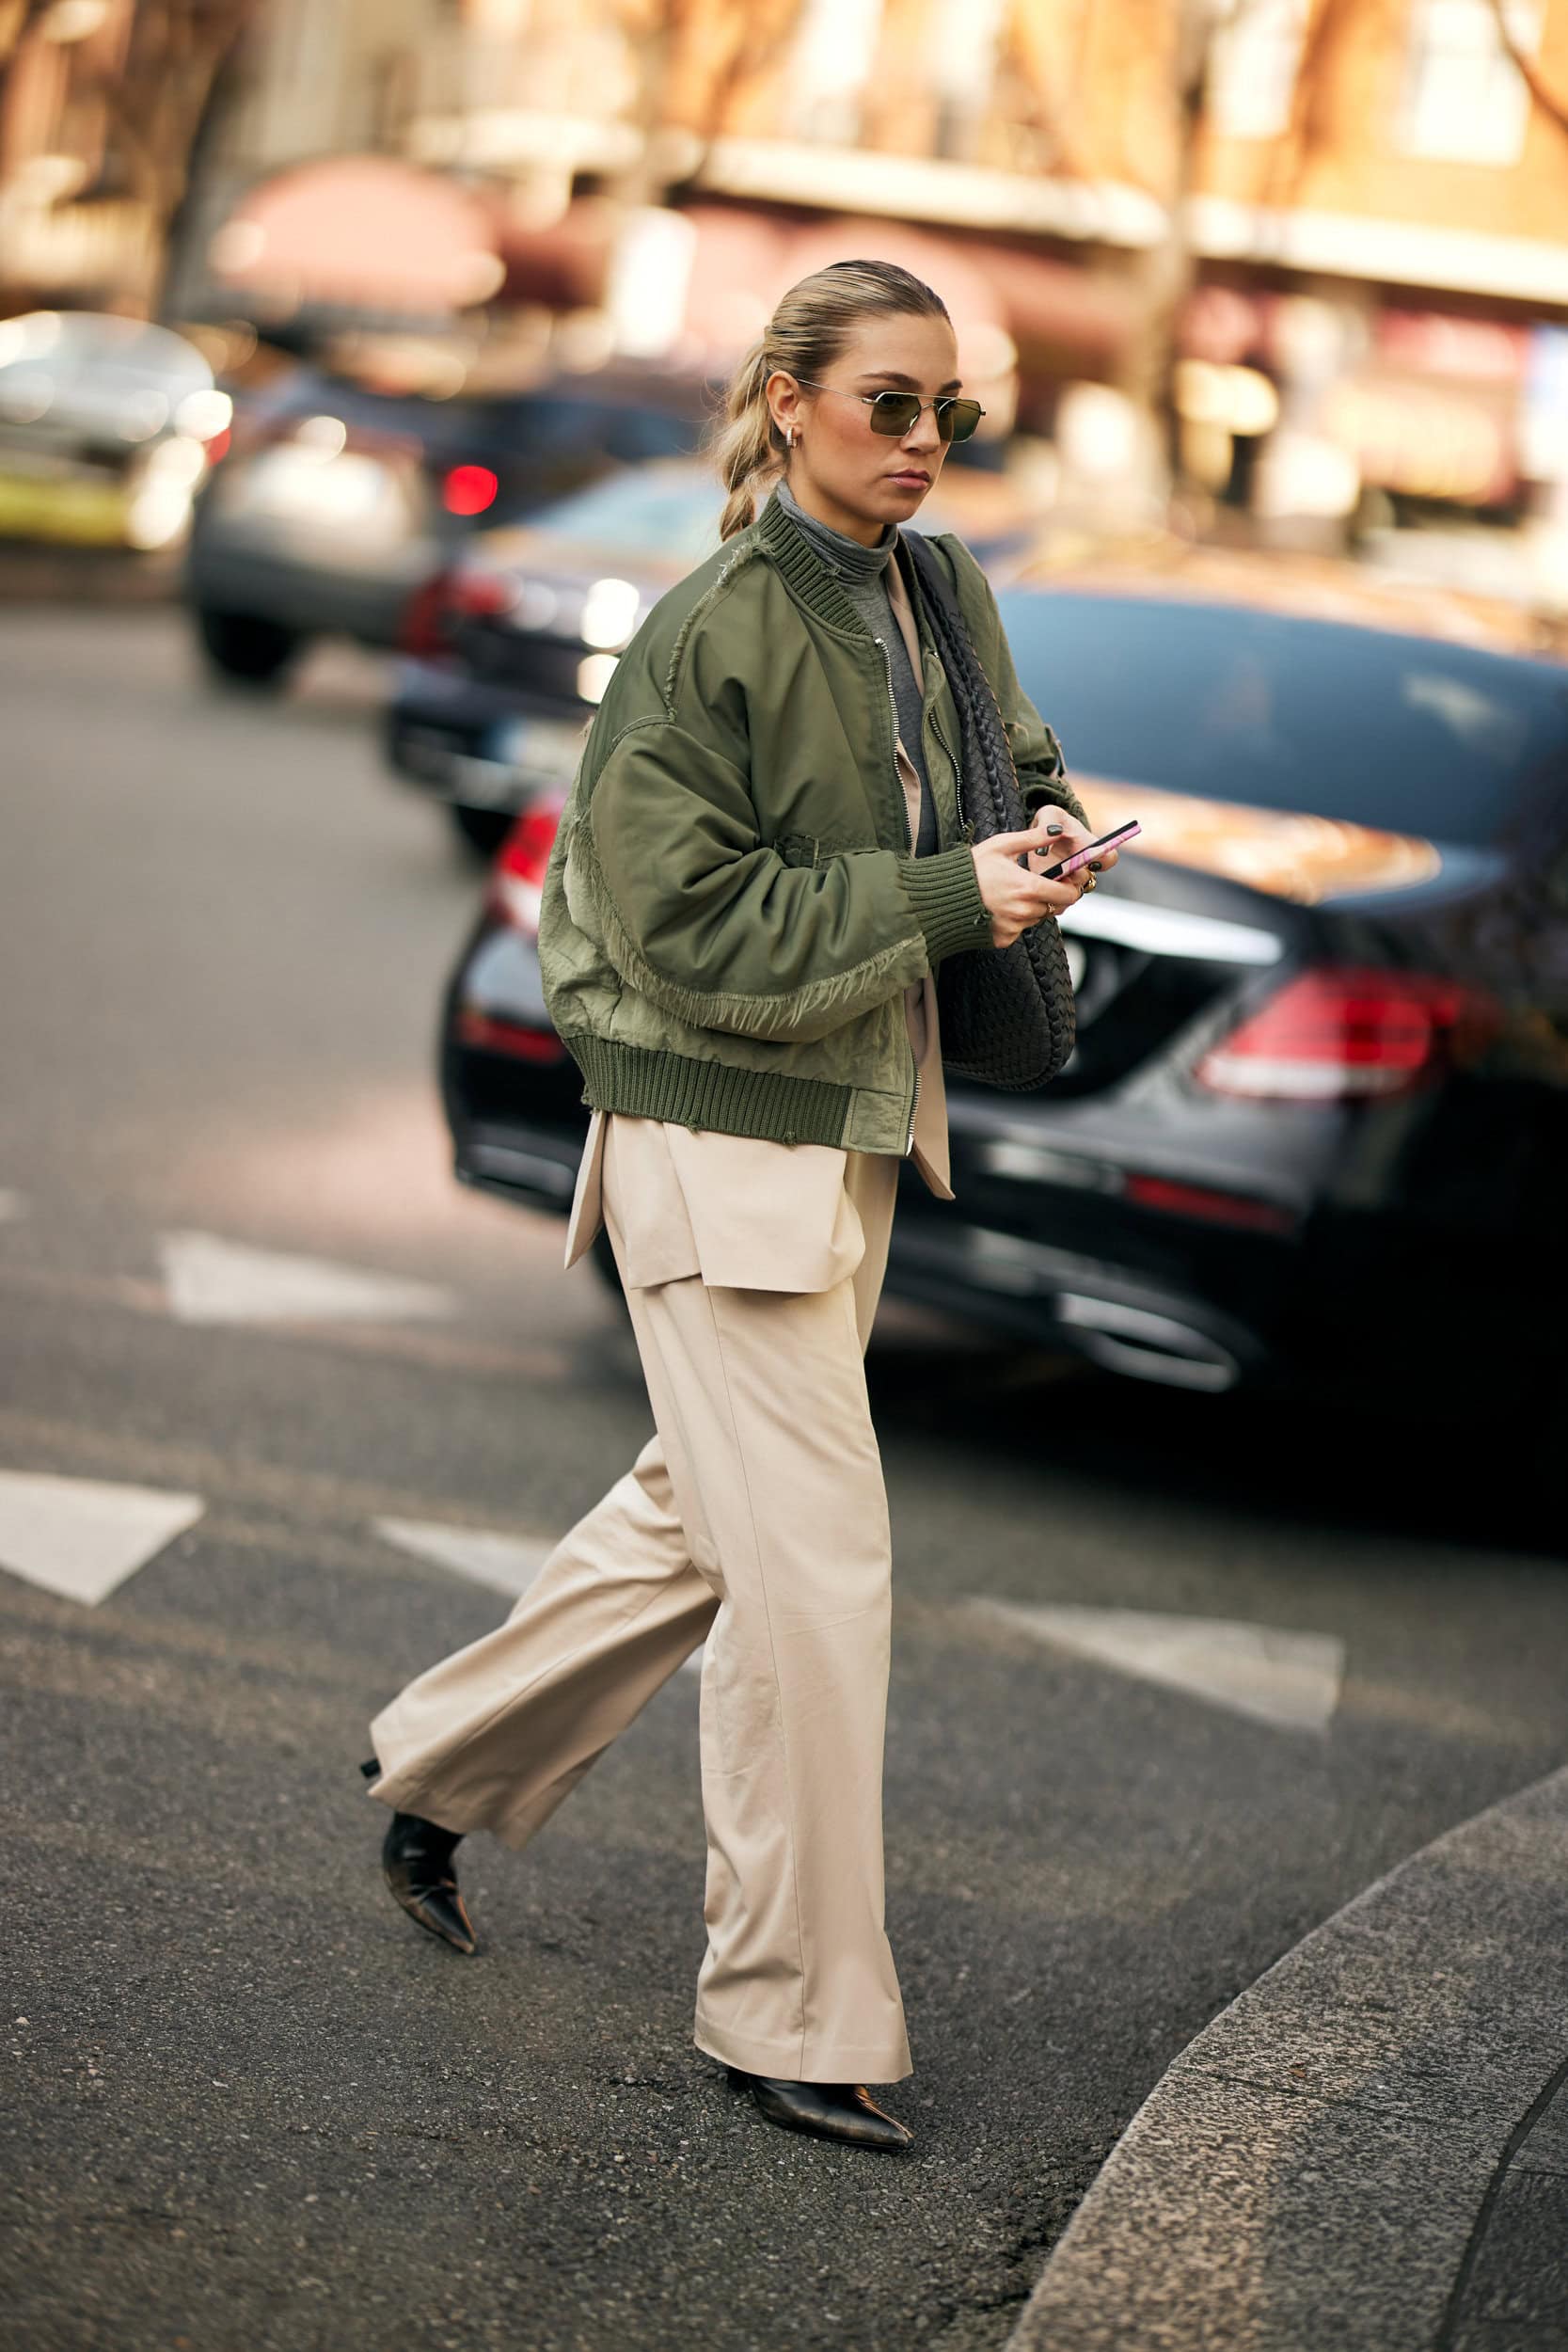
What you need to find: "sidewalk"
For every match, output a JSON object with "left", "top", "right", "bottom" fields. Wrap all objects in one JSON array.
[
  {"left": 1006, "top": 1763, "right": 1568, "bottom": 2350},
  {"left": 0, "top": 541, "right": 179, "bottom": 605}
]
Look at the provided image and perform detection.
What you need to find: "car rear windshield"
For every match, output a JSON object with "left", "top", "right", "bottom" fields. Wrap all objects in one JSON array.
[
  {"left": 255, "top": 375, "right": 703, "bottom": 467},
  {"left": 525, "top": 469, "right": 723, "bottom": 559},
  {"left": 996, "top": 590, "right": 1568, "bottom": 847}
]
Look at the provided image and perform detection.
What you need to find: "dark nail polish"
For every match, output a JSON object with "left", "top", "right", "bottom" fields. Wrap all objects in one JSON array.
[
  {"left": 1088, "top": 860, "right": 1103, "bottom": 871},
  {"left": 1044, "top": 823, "right": 1064, "bottom": 835}
]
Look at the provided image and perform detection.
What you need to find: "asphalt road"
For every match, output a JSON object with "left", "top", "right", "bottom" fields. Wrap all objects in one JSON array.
[{"left": 3, "top": 606, "right": 1566, "bottom": 2352}]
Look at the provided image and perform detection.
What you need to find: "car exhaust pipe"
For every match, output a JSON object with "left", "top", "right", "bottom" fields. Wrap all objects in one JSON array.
[{"left": 1053, "top": 1295, "right": 1242, "bottom": 1393}]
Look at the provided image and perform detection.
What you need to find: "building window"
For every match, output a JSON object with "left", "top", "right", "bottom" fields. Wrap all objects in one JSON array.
[
  {"left": 1398, "top": 0, "right": 1542, "bottom": 166},
  {"left": 929, "top": 0, "right": 1008, "bottom": 159},
  {"left": 1206, "top": 0, "right": 1307, "bottom": 140},
  {"left": 785, "top": 0, "right": 884, "bottom": 143}
]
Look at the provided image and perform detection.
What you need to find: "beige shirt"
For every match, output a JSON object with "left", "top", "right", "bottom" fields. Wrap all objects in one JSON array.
[{"left": 562, "top": 545, "right": 956, "bottom": 1293}]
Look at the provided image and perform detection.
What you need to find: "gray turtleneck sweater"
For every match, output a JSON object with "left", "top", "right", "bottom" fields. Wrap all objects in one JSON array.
[{"left": 776, "top": 478, "right": 938, "bottom": 856}]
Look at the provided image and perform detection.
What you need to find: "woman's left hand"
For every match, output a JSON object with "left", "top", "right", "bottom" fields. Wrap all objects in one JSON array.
[{"left": 1022, "top": 805, "right": 1118, "bottom": 882}]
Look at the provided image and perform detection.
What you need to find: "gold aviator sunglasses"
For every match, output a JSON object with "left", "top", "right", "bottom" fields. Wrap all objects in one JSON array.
[{"left": 791, "top": 379, "right": 987, "bottom": 444}]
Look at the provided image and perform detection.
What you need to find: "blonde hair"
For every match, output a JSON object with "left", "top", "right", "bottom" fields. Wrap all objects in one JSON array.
[{"left": 711, "top": 259, "right": 951, "bottom": 542}]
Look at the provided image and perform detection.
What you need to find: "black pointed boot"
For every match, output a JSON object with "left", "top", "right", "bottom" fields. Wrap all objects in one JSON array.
[
  {"left": 723, "top": 2065, "right": 914, "bottom": 2151},
  {"left": 361, "top": 1757, "right": 477, "bottom": 1956}
]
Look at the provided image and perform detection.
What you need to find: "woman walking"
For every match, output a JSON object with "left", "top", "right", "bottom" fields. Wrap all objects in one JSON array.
[{"left": 362, "top": 260, "right": 1110, "bottom": 2153}]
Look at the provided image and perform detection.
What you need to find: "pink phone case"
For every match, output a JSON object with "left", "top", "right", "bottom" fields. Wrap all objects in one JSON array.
[{"left": 1047, "top": 821, "right": 1141, "bottom": 880}]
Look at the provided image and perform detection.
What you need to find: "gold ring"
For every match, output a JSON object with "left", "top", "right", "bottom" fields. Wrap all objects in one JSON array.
[{"left": 1082, "top": 871, "right": 1098, "bottom": 892}]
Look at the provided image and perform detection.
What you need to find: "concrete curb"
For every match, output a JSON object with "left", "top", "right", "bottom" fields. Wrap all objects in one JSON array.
[
  {"left": 0, "top": 546, "right": 179, "bottom": 604},
  {"left": 1006, "top": 1763, "right": 1568, "bottom": 2352}
]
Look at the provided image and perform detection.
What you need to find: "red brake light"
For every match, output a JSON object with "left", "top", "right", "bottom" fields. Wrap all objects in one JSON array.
[
  {"left": 400, "top": 562, "right": 512, "bottom": 656},
  {"left": 1196, "top": 965, "right": 1498, "bottom": 1102},
  {"left": 487, "top": 793, "right": 565, "bottom": 931},
  {"left": 400, "top": 572, "right": 452, "bottom": 658},
  {"left": 443, "top": 464, "right": 499, "bottom": 517},
  {"left": 453, "top": 1009, "right": 565, "bottom": 1064},
  {"left": 204, "top": 427, "right": 231, "bottom": 465},
  {"left": 1123, "top": 1174, "right": 1298, "bottom": 1232}
]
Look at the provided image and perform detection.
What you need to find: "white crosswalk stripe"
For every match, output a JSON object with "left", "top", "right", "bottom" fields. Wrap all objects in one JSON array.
[
  {"left": 157, "top": 1232, "right": 456, "bottom": 1326},
  {"left": 967, "top": 1599, "right": 1346, "bottom": 1733},
  {"left": 372, "top": 1517, "right": 560, "bottom": 1598},
  {"left": 0, "top": 1470, "right": 205, "bottom": 1606},
  {"left": 372, "top": 1514, "right": 712, "bottom": 1668}
]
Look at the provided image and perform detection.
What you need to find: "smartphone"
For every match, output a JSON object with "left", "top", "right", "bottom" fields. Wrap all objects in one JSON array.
[{"left": 1030, "top": 818, "right": 1142, "bottom": 881}]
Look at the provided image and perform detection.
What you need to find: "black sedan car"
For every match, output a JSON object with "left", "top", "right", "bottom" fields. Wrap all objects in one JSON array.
[
  {"left": 434, "top": 543, "right": 1568, "bottom": 1502},
  {"left": 185, "top": 361, "right": 709, "bottom": 685}
]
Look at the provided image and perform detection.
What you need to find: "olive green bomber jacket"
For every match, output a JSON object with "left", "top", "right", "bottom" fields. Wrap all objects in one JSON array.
[{"left": 536, "top": 486, "right": 1088, "bottom": 1157}]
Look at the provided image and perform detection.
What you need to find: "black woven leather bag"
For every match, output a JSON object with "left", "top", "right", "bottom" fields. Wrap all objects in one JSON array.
[{"left": 901, "top": 532, "right": 1077, "bottom": 1090}]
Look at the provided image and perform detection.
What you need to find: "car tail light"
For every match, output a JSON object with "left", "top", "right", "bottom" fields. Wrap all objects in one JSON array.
[
  {"left": 204, "top": 427, "right": 231, "bottom": 465},
  {"left": 452, "top": 1009, "right": 566, "bottom": 1064},
  {"left": 443, "top": 464, "right": 499, "bottom": 517},
  {"left": 399, "top": 562, "right": 513, "bottom": 658},
  {"left": 1123, "top": 1174, "right": 1298, "bottom": 1233},
  {"left": 1196, "top": 965, "right": 1498, "bottom": 1102},
  {"left": 400, "top": 573, "right": 453, "bottom": 658},
  {"left": 486, "top": 793, "right": 565, "bottom": 933}
]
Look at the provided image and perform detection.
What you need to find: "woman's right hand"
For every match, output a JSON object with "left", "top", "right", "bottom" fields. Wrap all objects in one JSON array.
[{"left": 971, "top": 829, "right": 1091, "bottom": 948}]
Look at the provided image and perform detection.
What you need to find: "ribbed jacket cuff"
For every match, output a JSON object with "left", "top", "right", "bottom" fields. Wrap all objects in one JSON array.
[
  {"left": 897, "top": 844, "right": 991, "bottom": 967},
  {"left": 1022, "top": 776, "right": 1090, "bottom": 829}
]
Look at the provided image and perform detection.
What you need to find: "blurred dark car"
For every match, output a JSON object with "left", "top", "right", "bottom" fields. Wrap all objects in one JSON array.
[
  {"left": 388, "top": 457, "right": 1038, "bottom": 854},
  {"left": 0, "top": 310, "right": 228, "bottom": 549},
  {"left": 183, "top": 362, "right": 710, "bottom": 686},
  {"left": 432, "top": 540, "right": 1568, "bottom": 1505},
  {"left": 387, "top": 460, "right": 724, "bottom": 852}
]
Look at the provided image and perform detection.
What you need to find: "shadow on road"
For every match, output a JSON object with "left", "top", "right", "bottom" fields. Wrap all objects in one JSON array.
[{"left": 863, "top": 1314, "right": 1560, "bottom": 1565}]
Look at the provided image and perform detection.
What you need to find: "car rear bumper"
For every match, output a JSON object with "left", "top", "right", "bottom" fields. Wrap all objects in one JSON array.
[
  {"left": 455, "top": 1118, "right": 584, "bottom": 1212},
  {"left": 388, "top": 663, "right": 587, "bottom": 808},
  {"left": 450, "top": 1103, "right": 1271, "bottom": 1393},
  {"left": 883, "top": 1183, "right": 1269, "bottom": 1391},
  {"left": 185, "top": 544, "right": 427, "bottom": 644}
]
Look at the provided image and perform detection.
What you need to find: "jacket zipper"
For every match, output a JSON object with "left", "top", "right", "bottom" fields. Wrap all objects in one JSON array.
[{"left": 875, "top": 632, "right": 922, "bottom": 1157}]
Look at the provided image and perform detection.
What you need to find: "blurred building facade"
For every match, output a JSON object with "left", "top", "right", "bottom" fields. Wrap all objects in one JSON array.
[
  {"left": 417, "top": 0, "right": 1568, "bottom": 566},
  {"left": 5, "top": 0, "right": 1568, "bottom": 573}
]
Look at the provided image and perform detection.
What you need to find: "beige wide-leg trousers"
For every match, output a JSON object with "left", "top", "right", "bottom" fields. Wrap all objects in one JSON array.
[{"left": 366, "top": 1127, "right": 911, "bottom": 2085}]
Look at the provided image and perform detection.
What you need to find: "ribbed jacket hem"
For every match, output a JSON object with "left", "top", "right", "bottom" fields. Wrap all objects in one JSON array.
[
  {"left": 897, "top": 843, "right": 990, "bottom": 965},
  {"left": 563, "top": 1034, "right": 854, "bottom": 1148}
]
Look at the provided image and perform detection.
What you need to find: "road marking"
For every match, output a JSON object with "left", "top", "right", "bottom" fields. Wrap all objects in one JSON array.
[
  {"left": 157, "top": 1232, "right": 455, "bottom": 1326},
  {"left": 0, "top": 1188, "right": 26, "bottom": 1222},
  {"left": 0, "top": 1470, "right": 205, "bottom": 1606},
  {"left": 372, "top": 1517, "right": 559, "bottom": 1597},
  {"left": 374, "top": 1516, "right": 713, "bottom": 1670},
  {"left": 968, "top": 1600, "right": 1345, "bottom": 1733}
]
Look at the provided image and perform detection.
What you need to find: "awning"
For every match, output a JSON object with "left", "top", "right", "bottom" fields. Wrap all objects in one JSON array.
[
  {"left": 209, "top": 157, "right": 504, "bottom": 321},
  {"left": 675, "top": 202, "right": 1132, "bottom": 374},
  {"left": 490, "top": 196, "right": 616, "bottom": 310}
]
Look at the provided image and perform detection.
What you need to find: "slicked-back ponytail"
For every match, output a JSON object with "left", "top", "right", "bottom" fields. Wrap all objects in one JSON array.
[{"left": 709, "top": 258, "right": 951, "bottom": 541}]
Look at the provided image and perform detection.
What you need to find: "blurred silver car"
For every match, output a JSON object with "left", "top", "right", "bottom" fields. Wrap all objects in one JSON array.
[
  {"left": 184, "top": 362, "right": 709, "bottom": 687},
  {"left": 0, "top": 310, "right": 228, "bottom": 549}
]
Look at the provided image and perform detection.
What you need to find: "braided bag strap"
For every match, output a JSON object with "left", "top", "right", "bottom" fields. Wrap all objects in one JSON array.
[{"left": 901, "top": 532, "right": 1077, "bottom": 1090}]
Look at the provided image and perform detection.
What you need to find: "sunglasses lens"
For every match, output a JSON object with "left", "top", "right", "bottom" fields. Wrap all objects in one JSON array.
[
  {"left": 941, "top": 400, "right": 983, "bottom": 443},
  {"left": 869, "top": 392, "right": 922, "bottom": 437}
]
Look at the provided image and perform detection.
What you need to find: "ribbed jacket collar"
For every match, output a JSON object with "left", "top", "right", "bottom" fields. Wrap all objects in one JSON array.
[
  {"left": 756, "top": 484, "right": 885, "bottom": 640},
  {"left": 775, "top": 477, "right": 896, "bottom": 589}
]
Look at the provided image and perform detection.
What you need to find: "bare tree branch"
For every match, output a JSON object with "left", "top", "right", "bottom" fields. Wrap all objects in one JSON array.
[
  {"left": 610, "top": 0, "right": 802, "bottom": 198},
  {"left": 1484, "top": 0, "right": 1568, "bottom": 146},
  {"left": 80, "top": 0, "right": 257, "bottom": 223},
  {"left": 1005, "top": 0, "right": 1086, "bottom": 179},
  {"left": 0, "top": 0, "right": 52, "bottom": 71}
]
